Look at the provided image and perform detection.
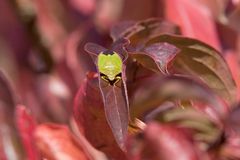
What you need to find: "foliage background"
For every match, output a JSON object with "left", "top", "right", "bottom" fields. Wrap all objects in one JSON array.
[{"left": 0, "top": 0, "right": 240, "bottom": 160}]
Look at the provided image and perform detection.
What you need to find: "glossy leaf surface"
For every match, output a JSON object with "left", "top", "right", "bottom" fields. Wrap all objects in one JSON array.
[
  {"left": 73, "top": 73, "right": 127, "bottom": 159},
  {"left": 130, "top": 42, "right": 179, "bottom": 74},
  {"left": 146, "top": 34, "right": 237, "bottom": 104}
]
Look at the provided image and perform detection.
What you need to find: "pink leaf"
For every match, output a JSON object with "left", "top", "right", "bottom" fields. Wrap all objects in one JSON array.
[
  {"left": 34, "top": 123, "right": 88, "bottom": 160},
  {"left": 224, "top": 51, "right": 240, "bottom": 101},
  {"left": 69, "top": 0, "right": 96, "bottom": 15},
  {"left": 165, "top": 0, "right": 221, "bottom": 51},
  {"left": 15, "top": 105, "right": 40, "bottom": 160}
]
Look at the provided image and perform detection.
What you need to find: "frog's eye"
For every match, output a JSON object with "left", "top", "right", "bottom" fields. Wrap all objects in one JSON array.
[{"left": 97, "top": 52, "right": 123, "bottom": 81}]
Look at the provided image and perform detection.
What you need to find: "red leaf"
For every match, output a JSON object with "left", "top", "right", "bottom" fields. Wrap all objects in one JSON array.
[
  {"left": 144, "top": 123, "right": 199, "bottom": 160},
  {"left": 220, "top": 134, "right": 240, "bottom": 159},
  {"left": 127, "top": 122, "right": 207, "bottom": 160},
  {"left": 165, "top": 0, "right": 221, "bottom": 51},
  {"left": 15, "top": 105, "right": 40, "bottom": 160},
  {"left": 34, "top": 123, "right": 88, "bottom": 160},
  {"left": 73, "top": 73, "right": 127, "bottom": 159},
  {"left": 99, "top": 79, "right": 129, "bottom": 150}
]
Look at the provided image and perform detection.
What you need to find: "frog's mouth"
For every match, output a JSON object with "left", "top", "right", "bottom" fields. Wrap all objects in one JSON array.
[{"left": 100, "top": 73, "right": 122, "bottom": 85}]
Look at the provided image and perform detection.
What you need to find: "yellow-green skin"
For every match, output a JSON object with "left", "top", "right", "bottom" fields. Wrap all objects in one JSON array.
[{"left": 97, "top": 52, "right": 122, "bottom": 81}]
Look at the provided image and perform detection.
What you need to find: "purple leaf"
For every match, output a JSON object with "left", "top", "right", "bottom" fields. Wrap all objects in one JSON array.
[
  {"left": 127, "top": 122, "right": 204, "bottom": 160},
  {"left": 146, "top": 34, "right": 237, "bottom": 105},
  {"left": 110, "top": 18, "right": 179, "bottom": 49},
  {"left": 84, "top": 42, "right": 130, "bottom": 150},
  {"left": 129, "top": 53, "right": 160, "bottom": 73},
  {"left": 110, "top": 21, "right": 136, "bottom": 41},
  {"left": 125, "top": 57, "right": 157, "bottom": 100},
  {"left": 226, "top": 104, "right": 240, "bottom": 134},
  {"left": 130, "top": 42, "right": 179, "bottom": 74},
  {"left": 73, "top": 73, "right": 127, "bottom": 159},
  {"left": 143, "top": 42, "right": 179, "bottom": 74},
  {"left": 99, "top": 78, "right": 129, "bottom": 151},
  {"left": 149, "top": 107, "right": 223, "bottom": 148},
  {"left": 222, "top": 104, "right": 240, "bottom": 159},
  {"left": 130, "top": 76, "right": 228, "bottom": 125},
  {"left": 110, "top": 38, "right": 129, "bottom": 61},
  {"left": 84, "top": 38, "right": 129, "bottom": 62},
  {"left": 84, "top": 42, "right": 107, "bottom": 57}
]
